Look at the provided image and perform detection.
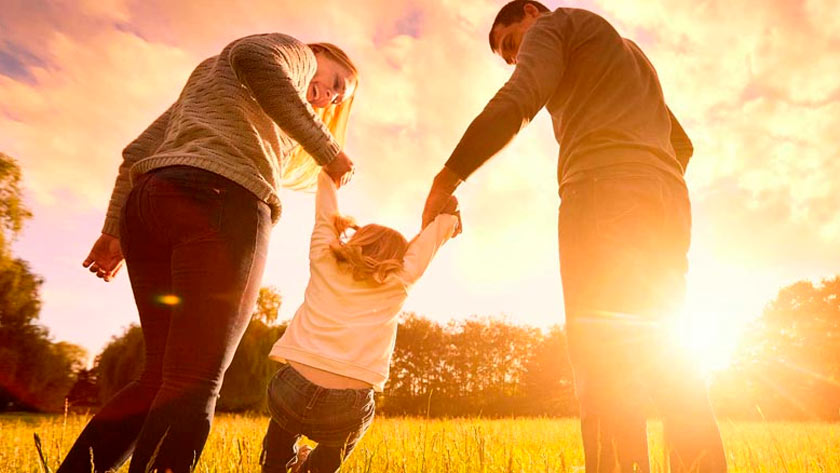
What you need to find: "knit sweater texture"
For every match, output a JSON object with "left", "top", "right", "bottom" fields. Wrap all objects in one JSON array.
[
  {"left": 102, "top": 33, "right": 341, "bottom": 236},
  {"left": 445, "top": 8, "right": 693, "bottom": 188}
]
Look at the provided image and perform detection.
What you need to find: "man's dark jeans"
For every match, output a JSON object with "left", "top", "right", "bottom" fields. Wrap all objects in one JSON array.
[
  {"left": 558, "top": 164, "right": 726, "bottom": 473},
  {"left": 260, "top": 364, "right": 375, "bottom": 473},
  {"left": 58, "top": 166, "right": 271, "bottom": 473}
]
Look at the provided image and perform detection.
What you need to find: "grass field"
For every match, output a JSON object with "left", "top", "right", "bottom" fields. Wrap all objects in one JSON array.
[{"left": 1, "top": 414, "right": 839, "bottom": 472}]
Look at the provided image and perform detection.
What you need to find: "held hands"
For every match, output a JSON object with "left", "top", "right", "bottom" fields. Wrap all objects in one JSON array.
[
  {"left": 324, "top": 151, "right": 355, "bottom": 188},
  {"left": 422, "top": 167, "right": 464, "bottom": 236},
  {"left": 440, "top": 195, "right": 463, "bottom": 237},
  {"left": 82, "top": 233, "right": 124, "bottom": 282}
]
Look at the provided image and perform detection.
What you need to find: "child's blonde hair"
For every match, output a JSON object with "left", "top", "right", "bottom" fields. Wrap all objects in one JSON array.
[{"left": 330, "top": 215, "right": 408, "bottom": 284}]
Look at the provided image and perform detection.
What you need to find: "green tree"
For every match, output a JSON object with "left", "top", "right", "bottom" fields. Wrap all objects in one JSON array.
[
  {"left": 0, "top": 258, "right": 42, "bottom": 330},
  {"left": 253, "top": 286, "right": 282, "bottom": 324},
  {"left": 712, "top": 276, "right": 840, "bottom": 421},
  {"left": 755, "top": 277, "right": 840, "bottom": 419},
  {"left": 217, "top": 320, "right": 285, "bottom": 411},
  {"left": 0, "top": 152, "right": 31, "bottom": 257},
  {"left": 0, "top": 153, "right": 84, "bottom": 411},
  {"left": 92, "top": 287, "right": 287, "bottom": 412},
  {"left": 446, "top": 316, "right": 541, "bottom": 415},
  {"left": 66, "top": 368, "right": 100, "bottom": 409},
  {"left": 93, "top": 324, "right": 145, "bottom": 403},
  {"left": 218, "top": 287, "right": 286, "bottom": 411},
  {"left": 520, "top": 325, "right": 577, "bottom": 416},
  {"left": 385, "top": 313, "right": 451, "bottom": 414},
  {"left": 383, "top": 314, "right": 570, "bottom": 417}
]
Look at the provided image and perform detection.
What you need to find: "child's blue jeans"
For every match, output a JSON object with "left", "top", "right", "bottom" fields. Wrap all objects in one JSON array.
[{"left": 260, "top": 364, "right": 375, "bottom": 473}]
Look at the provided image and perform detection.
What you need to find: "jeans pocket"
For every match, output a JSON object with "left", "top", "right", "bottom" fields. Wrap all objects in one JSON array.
[
  {"left": 266, "top": 368, "right": 300, "bottom": 431},
  {"left": 592, "top": 175, "right": 666, "bottom": 245},
  {"left": 558, "top": 184, "right": 586, "bottom": 251},
  {"left": 147, "top": 180, "right": 226, "bottom": 243},
  {"left": 304, "top": 391, "right": 374, "bottom": 447},
  {"left": 118, "top": 189, "right": 135, "bottom": 253},
  {"left": 357, "top": 390, "right": 375, "bottom": 422}
]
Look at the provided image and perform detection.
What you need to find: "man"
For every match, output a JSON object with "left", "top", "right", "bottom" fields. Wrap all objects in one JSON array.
[{"left": 421, "top": 2, "right": 726, "bottom": 472}]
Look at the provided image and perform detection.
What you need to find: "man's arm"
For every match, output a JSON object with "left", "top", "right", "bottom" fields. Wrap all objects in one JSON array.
[
  {"left": 445, "top": 17, "right": 565, "bottom": 180},
  {"left": 668, "top": 107, "right": 693, "bottom": 172},
  {"left": 229, "top": 35, "right": 341, "bottom": 167},
  {"left": 423, "top": 17, "right": 566, "bottom": 226}
]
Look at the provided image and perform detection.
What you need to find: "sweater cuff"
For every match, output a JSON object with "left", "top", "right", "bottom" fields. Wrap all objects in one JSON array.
[
  {"left": 313, "top": 138, "right": 341, "bottom": 166},
  {"left": 102, "top": 218, "right": 120, "bottom": 238},
  {"left": 443, "top": 157, "right": 474, "bottom": 182}
]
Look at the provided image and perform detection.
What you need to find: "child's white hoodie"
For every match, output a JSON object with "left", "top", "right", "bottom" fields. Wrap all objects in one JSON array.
[{"left": 270, "top": 171, "right": 458, "bottom": 391}]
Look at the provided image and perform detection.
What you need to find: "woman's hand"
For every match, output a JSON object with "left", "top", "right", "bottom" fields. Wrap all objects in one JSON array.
[
  {"left": 324, "top": 151, "right": 355, "bottom": 187},
  {"left": 82, "top": 233, "right": 124, "bottom": 282}
]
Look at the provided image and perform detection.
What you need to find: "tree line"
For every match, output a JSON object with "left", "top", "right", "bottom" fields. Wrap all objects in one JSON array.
[
  {"left": 0, "top": 153, "right": 87, "bottom": 411},
  {"left": 68, "top": 275, "right": 840, "bottom": 421}
]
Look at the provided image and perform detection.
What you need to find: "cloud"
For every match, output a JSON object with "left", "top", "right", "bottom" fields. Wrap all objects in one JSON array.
[{"left": 1, "top": 0, "right": 837, "bottom": 356}]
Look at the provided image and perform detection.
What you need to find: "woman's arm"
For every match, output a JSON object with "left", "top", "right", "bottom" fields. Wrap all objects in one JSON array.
[
  {"left": 102, "top": 104, "right": 173, "bottom": 236},
  {"left": 228, "top": 34, "right": 341, "bottom": 167}
]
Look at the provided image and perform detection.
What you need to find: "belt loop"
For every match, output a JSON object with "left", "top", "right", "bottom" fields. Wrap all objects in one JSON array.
[{"left": 305, "top": 387, "right": 322, "bottom": 411}]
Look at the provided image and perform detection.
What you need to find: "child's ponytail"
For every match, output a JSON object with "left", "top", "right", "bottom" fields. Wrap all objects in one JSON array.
[
  {"left": 333, "top": 214, "right": 359, "bottom": 238},
  {"left": 329, "top": 218, "right": 409, "bottom": 284}
]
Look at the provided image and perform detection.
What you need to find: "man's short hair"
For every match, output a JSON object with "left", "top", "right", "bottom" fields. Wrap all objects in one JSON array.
[{"left": 489, "top": 1, "right": 551, "bottom": 51}]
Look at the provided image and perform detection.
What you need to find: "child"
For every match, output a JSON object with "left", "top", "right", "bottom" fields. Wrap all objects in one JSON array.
[{"left": 259, "top": 170, "right": 460, "bottom": 473}]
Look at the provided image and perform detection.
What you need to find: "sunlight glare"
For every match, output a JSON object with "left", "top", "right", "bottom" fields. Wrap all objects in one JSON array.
[{"left": 677, "top": 306, "right": 745, "bottom": 375}]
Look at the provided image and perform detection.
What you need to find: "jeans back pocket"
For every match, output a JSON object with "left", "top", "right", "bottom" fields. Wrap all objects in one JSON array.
[{"left": 146, "top": 170, "right": 227, "bottom": 244}]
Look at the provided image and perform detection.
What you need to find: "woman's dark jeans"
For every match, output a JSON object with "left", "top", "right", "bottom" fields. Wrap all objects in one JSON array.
[
  {"left": 58, "top": 166, "right": 271, "bottom": 473},
  {"left": 260, "top": 364, "right": 375, "bottom": 473}
]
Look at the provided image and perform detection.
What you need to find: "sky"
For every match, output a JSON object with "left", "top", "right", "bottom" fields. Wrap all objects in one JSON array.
[{"left": 1, "top": 0, "right": 838, "bottom": 363}]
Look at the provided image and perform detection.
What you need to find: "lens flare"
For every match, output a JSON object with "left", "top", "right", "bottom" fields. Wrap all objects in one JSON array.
[{"left": 156, "top": 294, "right": 181, "bottom": 306}]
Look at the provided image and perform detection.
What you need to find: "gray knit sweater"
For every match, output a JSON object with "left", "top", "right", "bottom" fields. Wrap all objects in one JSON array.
[
  {"left": 445, "top": 8, "right": 690, "bottom": 187},
  {"left": 102, "top": 33, "right": 341, "bottom": 236}
]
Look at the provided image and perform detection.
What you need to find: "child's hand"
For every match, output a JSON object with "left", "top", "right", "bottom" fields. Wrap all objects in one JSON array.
[
  {"left": 441, "top": 196, "right": 463, "bottom": 237},
  {"left": 441, "top": 195, "right": 458, "bottom": 215}
]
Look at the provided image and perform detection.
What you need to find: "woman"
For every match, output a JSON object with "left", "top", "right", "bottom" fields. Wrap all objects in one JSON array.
[{"left": 60, "top": 34, "right": 359, "bottom": 473}]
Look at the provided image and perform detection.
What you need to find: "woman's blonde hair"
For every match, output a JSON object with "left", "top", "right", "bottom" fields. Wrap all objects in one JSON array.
[
  {"left": 330, "top": 215, "right": 409, "bottom": 284},
  {"left": 282, "top": 43, "right": 359, "bottom": 191}
]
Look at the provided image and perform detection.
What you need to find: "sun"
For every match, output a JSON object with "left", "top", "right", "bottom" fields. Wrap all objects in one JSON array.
[
  {"left": 676, "top": 305, "right": 745, "bottom": 375},
  {"left": 679, "top": 247, "right": 764, "bottom": 376}
]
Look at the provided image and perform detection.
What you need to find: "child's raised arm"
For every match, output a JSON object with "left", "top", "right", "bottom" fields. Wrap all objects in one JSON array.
[
  {"left": 400, "top": 211, "right": 459, "bottom": 286},
  {"left": 309, "top": 170, "right": 340, "bottom": 258}
]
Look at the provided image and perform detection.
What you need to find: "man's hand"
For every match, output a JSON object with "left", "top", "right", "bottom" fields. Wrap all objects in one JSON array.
[
  {"left": 422, "top": 167, "right": 463, "bottom": 228},
  {"left": 324, "top": 151, "right": 355, "bottom": 187},
  {"left": 82, "top": 233, "right": 124, "bottom": 282},
  {"left": 441, "top": 195, "right": 463, "bottom": 237}
]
